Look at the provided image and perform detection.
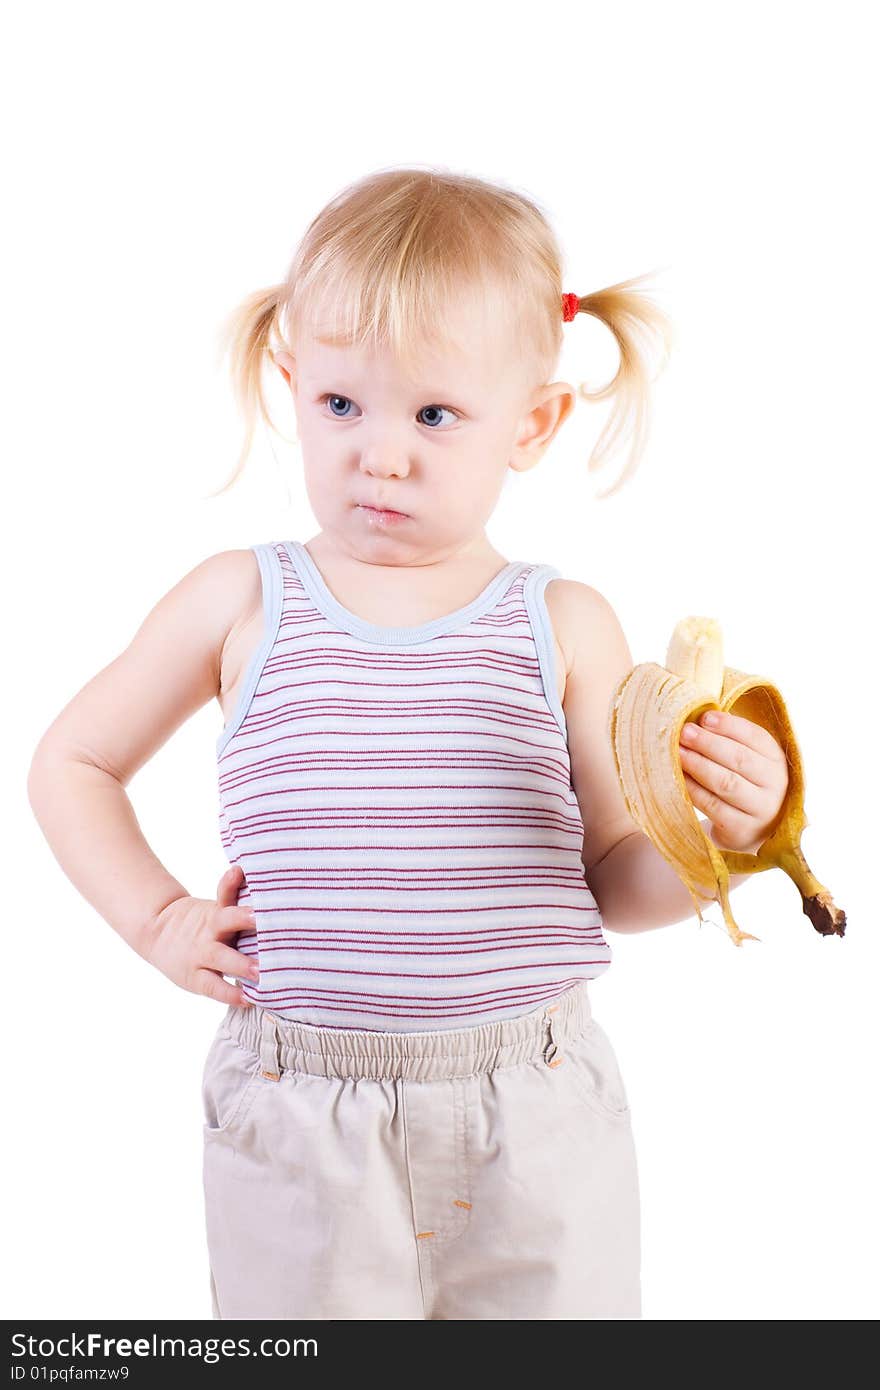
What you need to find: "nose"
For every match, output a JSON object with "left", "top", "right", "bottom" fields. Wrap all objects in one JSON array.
[{"left": 358, "top": 444, "right": 411, "bottom": 479}]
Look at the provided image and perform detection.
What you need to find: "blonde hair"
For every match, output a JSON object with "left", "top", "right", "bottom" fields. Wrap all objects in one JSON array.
[{"left": 210, "top": 165, "right": 673, "bottom": 500}]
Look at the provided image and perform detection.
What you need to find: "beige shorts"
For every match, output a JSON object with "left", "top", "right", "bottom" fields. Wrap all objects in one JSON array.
[{"left": 201, "top": 981, "right": 641, "bottom": 1320}]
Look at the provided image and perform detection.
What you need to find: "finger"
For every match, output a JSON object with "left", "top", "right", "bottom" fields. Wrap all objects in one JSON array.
[
  {"left": 216, "top": 864, "right": 245, "bottom": 906},
  {"left": 213, "top": 904, "right": 258, "bottom": 938},
  {"left": 680, "top": 717, "right": 769, "bottom": 790},
  {"left": 694, "top": 710, "right": 783, "bottom": 761},
  {"left": 198, "top": 969, "right": 255, "bottom": 1008},
  {"left": 682, "top": 771, "right": 758, "bottom": 837},
  {"left": 208, "top": 942, "right": 260, "bottom": 982},
  {"left": 679, "top": 746, "right": 766, "bottom": 816}
]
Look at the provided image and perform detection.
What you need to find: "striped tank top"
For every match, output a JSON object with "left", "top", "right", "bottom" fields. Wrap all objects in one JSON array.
[{"left": 216, "top": 541, "right": 612, "bottom": 1031}]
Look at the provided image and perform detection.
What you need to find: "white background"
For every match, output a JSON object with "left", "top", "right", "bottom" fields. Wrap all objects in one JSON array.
[{"left": 4, "top": 0, "right": 876, "bottom": 1321}]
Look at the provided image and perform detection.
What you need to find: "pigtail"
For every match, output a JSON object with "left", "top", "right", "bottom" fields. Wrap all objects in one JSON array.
[
  {"left": 205, "top": 283, "right": 288, "bottom": 498},
  {"left": 571, "top": 271, "right": 674, "bottom": 498}
]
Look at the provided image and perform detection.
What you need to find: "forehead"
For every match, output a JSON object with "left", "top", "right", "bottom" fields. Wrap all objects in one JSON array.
[{"left": 294, "top": 290, "right": 514, "bottom": 390}]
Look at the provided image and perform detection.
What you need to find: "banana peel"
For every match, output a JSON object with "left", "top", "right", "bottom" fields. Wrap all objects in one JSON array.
[{"left": 607, "top": 616, "right": 846, "bottom": 947}]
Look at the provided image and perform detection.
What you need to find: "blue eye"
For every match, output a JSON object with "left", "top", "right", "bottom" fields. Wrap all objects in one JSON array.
[
  {"left": 417, "top": 405, "right": 458, "bottom": 428},
  {"left": 324, "top": 394, "right": 358, "bottom": 418},
  {"left": 320, "top": 395, "right": 458, "bottom": 427}
]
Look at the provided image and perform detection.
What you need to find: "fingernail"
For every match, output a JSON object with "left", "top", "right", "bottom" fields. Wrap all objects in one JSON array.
[{"left": 702, "top": 712, "right": 719, "bottom": 727}]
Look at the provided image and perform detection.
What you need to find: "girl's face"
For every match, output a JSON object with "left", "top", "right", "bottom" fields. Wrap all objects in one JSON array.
[{"left": 273, "top": 294, "right": 574, "bottom": 566}]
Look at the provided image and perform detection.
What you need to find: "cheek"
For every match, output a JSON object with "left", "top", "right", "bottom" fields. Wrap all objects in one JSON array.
[
  {"left": 299, "top": 460, "right": 343, "bottom": 513},
  {"left": 443, "top": 439, "right": 504, "bottom": 489},
  {"left": 444, "top": 470, "right": 508, "bottom": 527}
]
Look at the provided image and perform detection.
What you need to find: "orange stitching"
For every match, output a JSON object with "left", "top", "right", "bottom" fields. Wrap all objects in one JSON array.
[
  {"left": 260, "top": 1069, "right": 280, "bottom": 1081},
  {"left": 416, "top": 1231, "right": 435, "bottom": 1239},
  {"left": 547, "top": 1057, "right": 565, "bottom": 1067},
  {"left": 547, "top": 1005, "right": 560, "bottom": 1013},
  {"left": 453, "top": 1200, "right": 472, "bottom": 1209}
]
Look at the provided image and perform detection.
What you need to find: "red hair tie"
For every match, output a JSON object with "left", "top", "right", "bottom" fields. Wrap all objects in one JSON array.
[{"left": 562, "top": 292, "right": 580, "bottom": 322}]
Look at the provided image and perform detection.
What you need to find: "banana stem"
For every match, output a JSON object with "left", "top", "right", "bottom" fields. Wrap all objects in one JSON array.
[{"left": 774, "top": 844, "right": 846, "bottom": 938}]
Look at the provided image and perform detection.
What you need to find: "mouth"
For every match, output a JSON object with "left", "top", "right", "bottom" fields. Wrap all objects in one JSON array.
[{"left": 356, "top": 504, "right": 410, "bottom": 522}]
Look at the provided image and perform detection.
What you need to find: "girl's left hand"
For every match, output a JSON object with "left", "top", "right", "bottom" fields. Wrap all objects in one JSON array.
[{"left": 678, "top": 709, "right": 789, "bottom": 855}]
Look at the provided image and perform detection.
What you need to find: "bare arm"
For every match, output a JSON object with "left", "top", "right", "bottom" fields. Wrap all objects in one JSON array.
[
  {"left": 588, "top": 821, "right": 757, "bottom": 934},
  {"left": 550, "top": 579, "right": 757, "bottom": 936},
  {"left": 26, "top": 549, "right": 261, "bottom": 959}
]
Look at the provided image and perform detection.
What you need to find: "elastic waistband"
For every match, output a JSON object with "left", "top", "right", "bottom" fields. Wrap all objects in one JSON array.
[{"left": 222, "top": 984, "right": 594, "bottom": 1082}]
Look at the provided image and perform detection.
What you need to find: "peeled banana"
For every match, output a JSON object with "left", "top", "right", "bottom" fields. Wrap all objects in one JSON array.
[{"left": 607, "top": 616, "right": 846, "bottom": 947}]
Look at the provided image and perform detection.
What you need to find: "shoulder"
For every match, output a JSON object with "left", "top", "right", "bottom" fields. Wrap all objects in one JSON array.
[
  {"left": 148, "top": 547, "right": 267, "bottom": 673},
  {"left": 199, "top": 547, "right": 268, "bottom": 659},
  {"left": 178, "top": 546, "right": 263, "bottom": 621},
  {"left": 543, "top": 577, "right": 630, "bottom": 679}
]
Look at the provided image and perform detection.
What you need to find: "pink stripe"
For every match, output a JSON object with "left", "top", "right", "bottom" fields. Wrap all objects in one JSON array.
[
  {"left": 242, "top": 875, "right": 589, "bottom": 888},
  {"left": 221, "top": 841, "right": 587, "bottom": 855},
  {"left": 245, "top": 885, "right": 596, "bottom": 898},
  {"left": 226, "top": 902, "right": 599, "bottom": 918},
  {"left": 247, "top": 878, "right": 589, "bottom": 889},
  {"left": 221, "top": 763, "right": 575, "bottom": 792},
  {"left": 219, "top": 726, "right": 567, "bottom": 765},
  {"left": 222, "top": 799, "right": 576, "bottom": 821},
  {"left": 225, "top": 817, "right": 583, "bottom": 828},
  {"left": 241, "top": 922, "right": 592, "bottom": 938},
  {"left": 241, "top": 978, "right": 585, "bottom": 1005},
  {"left": 241, "top": 995, "right": 572, "bottom": 1020},
  {"left": 248, "top": 946, "right": 605, "bottom": 961},
  {"left": 240, "top": 709, "right": 559, "bottom": 740},
  {"left": 221, "top": 745, "right": 572, "bottom": 773},
  {"left": 221, "top": 761, "right": 573, "bottom": 795},
  {"left": 268, "top": 646, "right": 541, "bottom": 667},
  {"left": 236, "top": 959, "right": 609, "bottom": 980}
]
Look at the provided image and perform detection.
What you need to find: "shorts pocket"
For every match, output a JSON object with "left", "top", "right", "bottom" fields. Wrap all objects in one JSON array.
[
  {"left": 201, "top": 1023, "right": 265, "bottom": 1137},
  {"left": 565, "top": 1021, "right": 631, "bottom": 1122}
]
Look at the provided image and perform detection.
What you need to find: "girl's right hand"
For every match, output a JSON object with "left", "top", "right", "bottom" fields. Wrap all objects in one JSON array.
[{"left": 143, "top": 865, "right": 259, "bottom": 1007}]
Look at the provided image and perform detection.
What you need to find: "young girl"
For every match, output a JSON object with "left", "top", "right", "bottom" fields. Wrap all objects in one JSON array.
[{"left": 28, "top": 166, "right": 790, "bottom": 1321}]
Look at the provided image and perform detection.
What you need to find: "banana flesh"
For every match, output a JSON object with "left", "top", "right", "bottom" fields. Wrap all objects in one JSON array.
[{"left": 607, "top": 617, "right": 846, "bottom": 947}]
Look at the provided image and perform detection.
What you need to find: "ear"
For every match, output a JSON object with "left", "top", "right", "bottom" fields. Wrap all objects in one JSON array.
[
  {"left": 509, "top": 382, "right": 576, "bottom": 474},
  {"left": 273, "top": 348, "right": 296, "bottom": 390}
]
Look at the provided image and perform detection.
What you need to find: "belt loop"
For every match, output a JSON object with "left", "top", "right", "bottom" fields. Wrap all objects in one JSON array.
[
  {"left": 259, "top": 1010, "right": 282, "bottom": 1081},
  {"left": 543, "top": 1004, "right": 564, "bottom": 1068}
]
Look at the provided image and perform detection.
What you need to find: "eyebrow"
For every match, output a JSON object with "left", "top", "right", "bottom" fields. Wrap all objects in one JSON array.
[{"left": 306, "top": 379, "right": 474, "bottom": 407}]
